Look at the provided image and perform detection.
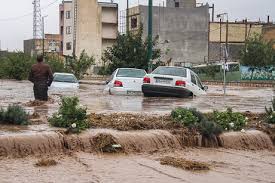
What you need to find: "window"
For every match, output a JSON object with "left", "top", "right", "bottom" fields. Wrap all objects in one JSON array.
[
  {"left": 66, "top": 42, "right": 72, "bottom": 50},
  {"left": 60, "top": 26, "right": 64, "bottom": 35},
  {"left": 195, "top": 76, "right": 203, "bottom": 89},
  {"left": 116, "top": 68, "right": 146, "bottom": 78},
  {"left": 191, "top": 73, "right": 197, "bottom": 84},
  {"left": 66, "top": 11, "right": 71, "bottom": 19},
  {"left": 131, "top": 17, "right": 138, "bottom": 29},
  {"left": 66, "top": 26, "right": 72, "bottom": 34},
  {"left": 175, "top": 2, "right": 179, "bottom": 7},
  {"left": 152, "top": 67, "right": 187, "bottom": 77}
]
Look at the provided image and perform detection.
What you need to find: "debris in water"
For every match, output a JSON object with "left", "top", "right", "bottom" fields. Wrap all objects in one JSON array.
[
  {"left": 241, "top": 129, "right": 246, "bottom": 133},
  {"left": 25, "top": 100, "right": 46, "bottom": 107},
  {"left": 35, "top": 158, "right": 58, "bottom": 167},
  {"left": 93, "top": 133, "right": 122, "bottom": 153},
  {"left": 160, "top": 156, "right": 210, "bottom": 171}
]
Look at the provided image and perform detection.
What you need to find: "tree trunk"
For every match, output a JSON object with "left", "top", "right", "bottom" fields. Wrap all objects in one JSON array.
[{"left": 250, "top": 68, "right": 255, "bottom": 81}]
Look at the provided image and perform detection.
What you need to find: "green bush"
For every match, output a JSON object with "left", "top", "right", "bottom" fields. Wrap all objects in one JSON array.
[
  {"left": 49, "top": 97, "right": 89, "bottom": 133},
  {"left": 171, "top": 107, "right": 199, "bottom": 127},
  {"left": 0, "top": 105, "right": 29, "bottom": 125},
  {"left": 265, "top": 98, "right": 275, "bottom": 124},
  {"left": 171, "top": 107, "right": 223, "bottom": 137},
  {"left": 211, "top": 108, "right": 246, "bottom": 131}
]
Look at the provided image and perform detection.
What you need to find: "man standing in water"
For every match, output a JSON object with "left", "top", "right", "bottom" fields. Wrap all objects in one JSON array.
[{"left": 28, "top": 55, "right": 53, "bottom": 101}]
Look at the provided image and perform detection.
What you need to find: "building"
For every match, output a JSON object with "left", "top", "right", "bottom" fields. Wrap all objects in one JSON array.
[
  {"left": 59, "top": 0, "right": 118, "bottom": 66},
  {"left": 209, "top": 20, "right": 275, "bottom": 62},
  {"left": 128, "top": 0, "right": 209, "bottom": 66},
  {"left": 24, "top": 34, "right": 62, "bottom": 56}
]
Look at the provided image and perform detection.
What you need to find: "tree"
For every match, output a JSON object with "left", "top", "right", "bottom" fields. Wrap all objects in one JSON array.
[
  {"left": 240, "top": 34, "right": 274, "bottom": 80},
  {"left": 0, "top": 52, "right": 35, "bottom": 80},
  {"left": 44, "top": 54, "right": 67, "bottom": 73},
  {"left": 66, "top": 50, "right": 95, "bottom": 79},
  {"left": 101, "top": 27, "right": 161, "bottom": 74}
]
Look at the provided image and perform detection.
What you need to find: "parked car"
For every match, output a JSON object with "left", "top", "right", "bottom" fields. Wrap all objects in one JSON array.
[
  {"left": 142, "top": 66, "right": 207, "bottom": 97},
  {"left": 105, "top": 68, "right": 147, "bottom": 95},
  {"left": 50, "top": 73, "right": 79, "bottom": 89}
]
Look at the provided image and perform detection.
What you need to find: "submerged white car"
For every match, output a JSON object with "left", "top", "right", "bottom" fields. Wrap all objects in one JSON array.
[
  {"left": 142, "top": 66, "right": 207, "bottom": 97},
  {"left": 105, "top": 68, "right": 147, "bottom": 95},
  {"left": 50, "top": 73, "right": 79, "bottom": 89}
]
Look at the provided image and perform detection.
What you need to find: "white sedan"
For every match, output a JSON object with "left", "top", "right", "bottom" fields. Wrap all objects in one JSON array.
[
  {"left": 105, "top": 68, "right": 147, "bottom": 95},
  {"left": 50, "top": 73, "right": 79, "bottom": 90},
  {"left": 142, "top": 66, "right": 207, "bottom": 97}
]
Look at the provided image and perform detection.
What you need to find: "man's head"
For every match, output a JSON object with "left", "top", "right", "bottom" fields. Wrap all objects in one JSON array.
[{"left": 37, "top": 55, "right": 44, "bottom": 63}]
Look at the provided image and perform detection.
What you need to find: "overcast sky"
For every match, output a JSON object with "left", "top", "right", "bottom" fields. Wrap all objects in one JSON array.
[{"left": 0, "top": 0, "right": 274, "bottom": 51}]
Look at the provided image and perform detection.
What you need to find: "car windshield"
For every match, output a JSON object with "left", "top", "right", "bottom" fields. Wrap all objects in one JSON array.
[
  {"left": 53, "top": 74, "right": 77, "bottom": 83},
  {"left": 116, "top": 69, "right": 146, "bottom": 78},
  {"left": 152, "top": 67, "right": 187, "bottom": 77}
]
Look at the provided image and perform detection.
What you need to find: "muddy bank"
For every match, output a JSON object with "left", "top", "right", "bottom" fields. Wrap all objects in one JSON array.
[{"left": 0, "top": 129, "right": 273, "bottom": 158}]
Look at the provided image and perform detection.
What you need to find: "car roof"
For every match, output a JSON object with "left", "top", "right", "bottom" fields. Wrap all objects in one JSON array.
[
  {"left": 54, "top": 72, "right": 75, "bottom": 76},
  {"left": 117, "top": 68, "right": 146, "bottom": 71},
  {"left": 156, "top": 66, "right": 189, "bottom": 70}
]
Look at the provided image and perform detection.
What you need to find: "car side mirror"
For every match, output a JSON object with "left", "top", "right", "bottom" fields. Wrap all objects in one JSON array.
[{"left": 203, "top": 86, "right": 208, "bottom": 91}]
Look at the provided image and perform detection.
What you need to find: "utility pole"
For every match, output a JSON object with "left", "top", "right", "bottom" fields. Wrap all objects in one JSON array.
[
  {"left": 33, "top": 0, "right": 42, "bottom": 55},
  {"left": 148, "top": 0, "right": 153, "bottom": 72},
  {"left": 126, "top": 0, "right": 129, "bottom": 34},
  {"left": 42, "top": 16, "right": 45, "bottom": 57},
  {"left": 219, "top": 18, "right": 222, "bottom": 61}
]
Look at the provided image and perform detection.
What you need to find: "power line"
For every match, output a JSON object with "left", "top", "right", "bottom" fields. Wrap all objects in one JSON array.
[{"left": 0, "top": 0, "right": 59, "bottom": 22}]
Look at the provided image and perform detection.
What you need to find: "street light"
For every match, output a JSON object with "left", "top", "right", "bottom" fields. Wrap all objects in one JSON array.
[
  {"left": 217, "top": 13, "right": 229, "bottom": 96},
  {"left": 42, "top": 15, "right": 48, "bottom": 57}
]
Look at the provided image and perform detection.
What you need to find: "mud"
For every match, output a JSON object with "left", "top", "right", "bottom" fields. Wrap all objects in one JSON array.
[
  {"left": 0, "top": 149, "right": 274, "bottom": 183},
  {"left": 160, "top": 156, "right": 210, "bottom": 171},
  {"left": 35, "top": 158, "right": 58, "bottom": 167}
]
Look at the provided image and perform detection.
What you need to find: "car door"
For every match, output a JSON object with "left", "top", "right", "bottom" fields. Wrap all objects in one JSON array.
[
  {"left": 189, "top": 72, "right": 199, "bottom": 96},
  {"left": 195, "top": 75, "right": 206, "bottom": 95}
]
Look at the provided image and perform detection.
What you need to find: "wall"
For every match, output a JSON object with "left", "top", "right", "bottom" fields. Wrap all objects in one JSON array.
[
  {"left": 209, "top": 22, "right": 262, "bottom": 43},
  {"left": 166, "top": 0, "right": 196, "bottom": 8},
  {"left": 263, "top": 25, "right": 275, "bottom": 49},
  {"left": 132, "top": 4, "right": 209, "bottom": 65}
]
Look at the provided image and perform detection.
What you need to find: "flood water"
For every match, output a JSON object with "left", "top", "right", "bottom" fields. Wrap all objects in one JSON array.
[
  {"left": 0, "top": 80, "right": 274, "bottom": 116},
  {"left": 0, "top": 149, "right": 274, "bottom": 183}
]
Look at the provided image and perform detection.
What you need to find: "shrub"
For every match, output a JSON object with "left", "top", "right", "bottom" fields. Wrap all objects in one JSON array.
[
  {"left": 0, "top": 105, "right": 29, "bottom": 125},
  {"left": 49, "top": 96, "right": 89, "bottom": 133},
  {"left": 265, "top": 98, "right": 275, "bottom": 124},
  {"left": 197, "top": 120, "right": 223, "bottom": 138},
  {"left": 171, "top": 107, "right": 199, "bottom": 127},
  {"left": 211, "top": 108, "right": 246, "bottom": 131}
]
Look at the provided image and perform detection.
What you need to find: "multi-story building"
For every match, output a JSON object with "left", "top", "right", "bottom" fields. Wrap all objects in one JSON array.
[
  {"left": 24, "top": 34, "right": 62, "bottom": 56},
  {"left": 59, "top": 0, "right": 118, "bottom": 66},
  {"left": 209, "top": 20, "right": 275, "bottom": 62},
  {"left": 128, "top": 0, "right": 209, "bottom": 66}
]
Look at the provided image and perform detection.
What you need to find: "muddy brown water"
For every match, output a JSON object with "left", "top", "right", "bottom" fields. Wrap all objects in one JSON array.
[
  {"left": 0, "top": 129, "right": 273, "bottom": 158},
  {"left": 0, "top": 80, "right": 274, "bottom": 115},
  {"left": 0, "top": 149, "right": 274, "bottom": 183}
]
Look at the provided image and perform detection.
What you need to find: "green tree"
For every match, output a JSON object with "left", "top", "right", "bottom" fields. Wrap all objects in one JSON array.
[
  {"left": 101, "top": 27, "right": 161, "bottom": 74},
  {"left": 0, "top": 52, "right": 35, "bottom": 80},
  {"left": 240, "top": 34, "right": 274, "bottom": 80},
  {"left": 66, "top": 50, "right": 95, "bottom": 79},
  {"left": 44, "top": 54, "right": 67, "bottom": 73}
]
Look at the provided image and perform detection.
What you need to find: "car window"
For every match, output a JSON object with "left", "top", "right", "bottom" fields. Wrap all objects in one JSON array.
[
  {"left": 152, "top": 67, "right": 187, "bottom": 77},
  {"left": 116, "top": 69, "right": 146, "bottom": 78},
  {"left": 191, "top": 73, "right": 197, "bottom": 84},
  {"left": 53, "top": 74, "right": 77, "bottom": 83},
  {"left": 195, "top": 75, "right": 203, "bottom": 89}
]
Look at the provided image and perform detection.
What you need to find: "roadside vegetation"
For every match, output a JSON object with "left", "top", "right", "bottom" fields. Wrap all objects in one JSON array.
[
  {"left": 240, "top": 33, "right": 275, "bottom": 80},
  {"left": 0, "top": 105, "right": 29, "bottom": 125},
  {"left": 49, "top": 96, "right": 89, "bottom": 133},
  {"left": 0, "top": 50, "right": 94, "bottom": 80}
]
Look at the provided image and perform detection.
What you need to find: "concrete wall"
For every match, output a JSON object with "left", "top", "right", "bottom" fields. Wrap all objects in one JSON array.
[
  {"left": 166, "top": 0, "right": 196, "bottom": 8},
  {"left": 210, "top": 22, "right": 262, "bottom": 43},
  {"left": 131, "top": 4, "right": 209, "bottom": 65},
  {"left": 263, "top": 25, "right": 275, "bottom": 49}
]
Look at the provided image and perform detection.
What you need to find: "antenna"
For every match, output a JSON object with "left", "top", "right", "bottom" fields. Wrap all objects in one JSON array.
[{"left": 33, "top": 0, "right": 42, "bottom": 54}]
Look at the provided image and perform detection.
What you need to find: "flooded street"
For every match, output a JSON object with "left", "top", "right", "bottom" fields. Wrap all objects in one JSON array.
[
  {"left": 0, "top": 149, "right": 274, "bottom": 183},
  {"left": 0, "top": 80, "right": 274, "bottom": 115}
]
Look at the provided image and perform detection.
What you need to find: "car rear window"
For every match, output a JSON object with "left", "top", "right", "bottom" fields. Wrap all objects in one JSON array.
[
  {"left": 116, "top": 69, "right": 146, "bottom": 78},
  {"left": 53, "top": 74, "right": 77, "bottom": 83},
  {"left": 152, "top": 67, "right": 187, "bottom": 77}
]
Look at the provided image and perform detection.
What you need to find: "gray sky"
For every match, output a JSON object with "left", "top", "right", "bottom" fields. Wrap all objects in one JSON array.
[{"left": 0, "top": 0, "right": 274, "bottom": 51}]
